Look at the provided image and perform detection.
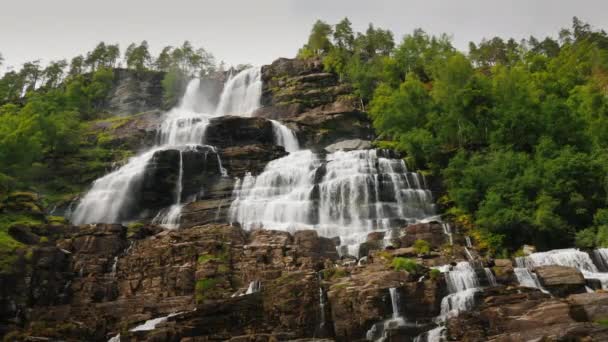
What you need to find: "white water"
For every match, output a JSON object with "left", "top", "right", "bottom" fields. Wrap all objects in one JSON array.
[
  {"left": 231, "top": 149, "right": 436, "bottom": 255},
  {"left": 441, "top": 223, "right": 453, "bottom": 246},
  {"left": 365, "top": 287, "right": 407, "bottom": 341},
  {"left": 484, "top": 268, "right": 497, "bottom": 287},
  {"left": 413, "top": 326, "right": 445, "bottom": 342},
  {"left": 215, "top": 68, "right": 262, "bottom": 116},
  {"left": 514, "top": 267, "right": 546, "bottom": 291},
  {"left": 245, "top": 280, "right": 261, "bottom": 294},
  {"left": 270, "top": 120, "right": 300, "bottom": 152},
  {"left": 72, "top": 68, "right": 263, "bottom": 226},
  {"left": 516, "top": 248, "right": 608, "bottom": 290},
  {"left": 465, "top": 236, "right": 473, "bottom": 248},
  {"left": 130, "top": 312, "right": 181, "bottom": 332}
]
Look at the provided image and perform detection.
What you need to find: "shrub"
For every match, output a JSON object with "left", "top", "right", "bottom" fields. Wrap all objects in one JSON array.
[
  {"left": 391, "top": 257, "right": 419, "bottom": 273},
  {"left": 195, "top": 278, "right": 218, "bottom": 302},
  {"left": 413, "top": 239, "right": 431, "bottom": 254},
  {"left": 429, "top": 268, "right": 441, "bottom": 280}
]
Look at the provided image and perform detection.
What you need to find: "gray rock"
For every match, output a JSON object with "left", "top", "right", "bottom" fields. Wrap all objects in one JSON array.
[{"left": 324, "top": 139, "right": 372, "bottom": 153}]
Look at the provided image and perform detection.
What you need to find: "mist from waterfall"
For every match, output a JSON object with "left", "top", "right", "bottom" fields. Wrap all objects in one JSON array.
[{"left": 72, "top": 67, "right": 263, "bottom": 226}]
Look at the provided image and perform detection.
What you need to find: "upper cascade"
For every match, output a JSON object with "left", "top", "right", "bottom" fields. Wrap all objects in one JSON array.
[
  {"left": 72, "top": 67, "right": 263, "bottom": 226},
  {"left": 230, "top": 149, "right": 436, "bottom": 255},
  {"left": 215, "top": 67, "right": 262, "bottom": 116}
]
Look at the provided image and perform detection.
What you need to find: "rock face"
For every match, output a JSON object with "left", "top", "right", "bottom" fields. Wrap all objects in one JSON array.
[
  {"left": 447, "top": 287, "right": 608, "bottom": 341},
  {"left": 324, "top": 139, "right": 372, "bottom": 153},
  {"left": 254, "top": 58, "right": 374, "bottom": 150},
  {"left": 5, "top": 224, "right": 341, "bottom": 341},
  {"left": 104, "top": 69, "right": 165, "bottom": 116},
  {"left": 535, "top": 265, "right": 586, "bottom": 296}
]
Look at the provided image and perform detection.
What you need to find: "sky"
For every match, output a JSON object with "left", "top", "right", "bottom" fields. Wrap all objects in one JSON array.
[{"left": 1, "top": 0, "right": 607, "bottom": 72}]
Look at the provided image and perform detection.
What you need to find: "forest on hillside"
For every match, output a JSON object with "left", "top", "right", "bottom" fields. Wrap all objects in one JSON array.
[{"left": 1, "top": 17, "right": 608, "bottom": 257}]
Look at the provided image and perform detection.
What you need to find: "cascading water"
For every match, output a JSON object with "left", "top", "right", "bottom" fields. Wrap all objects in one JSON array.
[
  {"left": 484, "top": 268, "right": 497, "bottom": 287},
  {"left": 366, "top": 287, "right": 407, "bottom": 342},
  {"left": 413, "top": 262, "right": 482, "bottom": 342},
  {"left": 215, "top": 67, "right": 262, "bottom": 116},
  {"left": 270, "top": 120, "right": 300, "bottom": 152},
  {"left": 516, "top": 248, "right": 608, "bottom": 290},
  {"left": 72, "top": 67, "right": 263, "bottom": 227},
  {"left": 230, "top": 149, "right": 436, "bottom": 255}
]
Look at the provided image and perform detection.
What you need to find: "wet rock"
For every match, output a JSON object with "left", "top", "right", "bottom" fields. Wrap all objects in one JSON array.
[
  {"left": 139, "top": 145, "right": 223, "bottom": 212},
  {"left": 205, "top": 116, "right": 275, "bottom": 148},
  {"left": 534, "top": 265, "right": 586, "bottom": 296},
  {"left": 220, "top": 144, "right": 287, "bottom": 178}
]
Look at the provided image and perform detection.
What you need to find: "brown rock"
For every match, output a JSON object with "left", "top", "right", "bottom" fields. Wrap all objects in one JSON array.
[{"left": 535, "top": 265, "right": 586, "bottom": 297}]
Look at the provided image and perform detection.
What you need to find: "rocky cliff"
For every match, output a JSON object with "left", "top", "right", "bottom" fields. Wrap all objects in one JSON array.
[{"left": 2, "top": 58, "right": 608, "bottom": 342}]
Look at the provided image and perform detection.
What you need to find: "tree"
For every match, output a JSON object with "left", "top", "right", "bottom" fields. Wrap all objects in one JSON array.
[
  {"left": 298, "top": 20, "right": 333, "bottom": 58},
  {"left": 334, "top": 17, "right": 355, "bottom": 51},
  {"left": 125, "top": 41, "right": 152, "bottom": 72},
  {"left": 68, "top": 55, "right": 85, "bottom": 77},
  {"left": 20, "top": 60, "right": 42, "bottom": 92},
  {"left": 41, "top": 60, "right": 68, "bottom": 89},
  {"left": 156, "top": 46, "right": 173, "bottom": 71}
]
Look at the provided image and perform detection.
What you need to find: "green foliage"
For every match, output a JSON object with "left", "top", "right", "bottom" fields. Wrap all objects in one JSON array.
[
  {"left": 429, "top": 268, "right": 441, "bottom": 281},
  {"left": 162, "top": 67, "right": 187, "bottom": 108},
  {"left": 413, "top": 239, "right": 431, "bottom": 254},
  {"left": 195, "top": 278, "right": 218, "bottom": 302},
  {"left": 391, "top": 257, "right": 419, "bottom": 273}
]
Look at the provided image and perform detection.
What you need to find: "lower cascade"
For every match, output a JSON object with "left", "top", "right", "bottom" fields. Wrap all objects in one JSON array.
[
  {"left": 230, "top": 149, "right": 436, "bottom": 254},
  {"left": 516, "top": 248, "right": 608, "bottom": 290}
]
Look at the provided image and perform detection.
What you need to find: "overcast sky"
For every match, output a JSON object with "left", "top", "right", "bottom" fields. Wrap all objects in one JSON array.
[{"left": 1, "top": 0, "right": 607, "bottom": 71}]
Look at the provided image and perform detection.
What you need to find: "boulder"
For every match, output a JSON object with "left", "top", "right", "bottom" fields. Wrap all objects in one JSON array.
[
  {"left": 568, "top": 292, "right": 608, "bottom": 322},
  {"left": 399, "top": 222, "right": 447, "bottom": 249},
  {"left": 534, "top": 265, "right": 586, "bottom": 297},
  {"left": 8, "top": 224, "right": 40, "bottom": 245}
]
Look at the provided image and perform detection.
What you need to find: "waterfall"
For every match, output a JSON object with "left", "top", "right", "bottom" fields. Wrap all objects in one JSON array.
[
  {"left": 413, "top": 326, "right": 446, "bottom": 342},
  {"left": 441, "top": 223, "right": 453, "bottom": 245},
  {"left": 270, "top": 120, "right": 300, "bottom": 152},
  {"left": 365, "top": 287, "right": 407, "bottom": 341},
  {"left": 215, "top": 67, "right": 262, "bottom": 116},
  {"left": 389, "top": 287, "right": 401, "bottom": 319},
  {"left": 72, "top": 67, "right": 262, "bottom": 226},
  {"left": 110, "top": 256, "right": 118, "bottom": 277},
  {"left": 230, "top": 149, "right": 436, "bottom": 255},
  {"left": 593, "top": 248, "right": 608, "bottom": 272},
  {"left": 516, "top": 248, "right": 608, "bottom": 290},
  {"left": 514, "top": 267, "right": 548, "bottom": 293},
  {"left": 245, "top": 280, "right": 261, "bottom": 294},
  {"left": 151, "top": 150, "right": 185, "bottom": 229},
  {"left": 465, "top": 236, "right": 472, "bottom": 248},
  {"left": 483, "top": 268, "right": 497, "bottom": 287},
  {"left": 130, "top": 312, "right": 181, "bottom": 332}
]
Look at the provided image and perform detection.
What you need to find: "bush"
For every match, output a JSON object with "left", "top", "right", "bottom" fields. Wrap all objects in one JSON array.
[
  {"left": 429, "top": 268, "right": 441, "bottom": 280},
  {"left": 413, "top": 239, "right": 431, "bottom": 254},
  {"left": 575, "top": 227, "right": 597, "bottom": 249},
  {"left": 391, "top": 257, "right": 419, "bottom": 273}
]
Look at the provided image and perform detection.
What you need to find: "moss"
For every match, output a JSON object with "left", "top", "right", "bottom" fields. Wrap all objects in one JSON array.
[
  {"left": 595, "top": 318, "right": 608, "bottom": 327},
  {"left": 0, "top": 213, "right": 43, "bottom": 273},
  {"left": 377, "top": 250, "right": 394, "bottom": 262},
  {"left": 195, "top": 278, "right": 218, "bottom": 303},
  {"left": 322, "top": 267, "right": 349, "bottom": 280}
]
